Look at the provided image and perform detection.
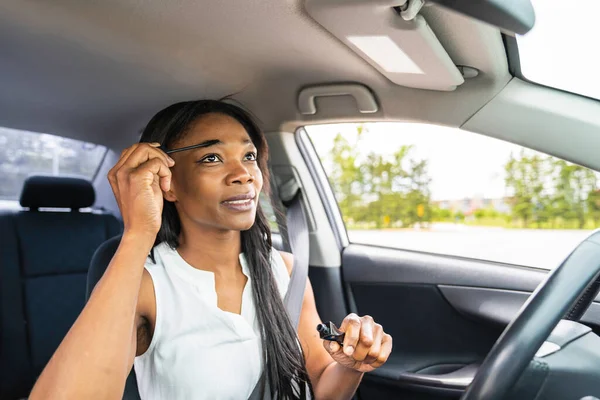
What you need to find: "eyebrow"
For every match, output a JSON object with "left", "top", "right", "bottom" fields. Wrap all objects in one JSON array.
[
  {"left": 160, "top": 138, "right": 254, "bottom": 155},
  {"left": 160, "top": 139, "right": 222, "bottom": 155}
]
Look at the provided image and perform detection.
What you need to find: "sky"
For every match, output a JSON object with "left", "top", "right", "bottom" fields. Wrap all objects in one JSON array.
[
  {"left": 306, "top": 0, "right": 600, "bottom": 201},
  {"left": 518, "top": 0, "right": 600, "bottom": 101}
]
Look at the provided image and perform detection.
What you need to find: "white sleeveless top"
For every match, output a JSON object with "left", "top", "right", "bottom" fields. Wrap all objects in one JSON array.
[{"left": 133, "top": 242, "right": 290, "bottom": 400}]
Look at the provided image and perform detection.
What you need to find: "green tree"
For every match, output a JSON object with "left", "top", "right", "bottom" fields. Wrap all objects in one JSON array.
[
  {"left": 432, "top": 207, "right": 452, "bottom": 221},
  {"left": 361, "top": 152, "right": 395, "bottom": 228},
  {"left": 328, "top": 128, "right": 364, "bottom": 224},
  {"left": 401, "top": 157, "right": 432, "bottom": 227},
  {"left": 551, "top": 159, "right": 597, "bottom": 229},
  {"left": 474, "top": 209, "right": 486, "bottom": 219},
  {"left": 327, "top": 125, "right": 432, "bottom": 229},
  {"left": 504, "top": 150, "right": 549, "bottom": 227},
  {"left": 587, "top": 189, "right": 600, "bottom": 227},
  {"left": 361, "top": 145, "right": 431, "bottom": 228}
]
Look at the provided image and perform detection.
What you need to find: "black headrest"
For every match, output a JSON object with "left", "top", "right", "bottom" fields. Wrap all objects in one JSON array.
[{"left": 19, "top": 175, "right": 96, "bottom": 210}]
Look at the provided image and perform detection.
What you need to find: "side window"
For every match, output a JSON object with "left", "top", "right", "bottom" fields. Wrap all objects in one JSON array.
[
  {"left": 306, "top": 123, "right": 600, "bottom": 270},
  {"left": 0, "top": 126, "right": 107, "bottom": 207}
]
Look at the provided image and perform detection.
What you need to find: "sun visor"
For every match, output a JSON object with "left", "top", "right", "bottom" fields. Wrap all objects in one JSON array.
[{"left": 305, "top": 0, "right": 464, "bottom": 91}]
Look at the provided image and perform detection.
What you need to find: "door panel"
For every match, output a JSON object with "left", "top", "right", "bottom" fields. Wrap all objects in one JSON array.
[
  {"left": 342, "top": 244, "right": 546, "bottom": 291},
  {"left": 337, "top": 244, "right": 598, "bottom": 399},
  {"left": 439, "top": 285, "right": 600, "bottom": 330},
  {"left": 349, "top": 282, "right": 501, "bottom": 399},
  {"left": 350, "top": 283, "right": 502, "bottom": 372}
]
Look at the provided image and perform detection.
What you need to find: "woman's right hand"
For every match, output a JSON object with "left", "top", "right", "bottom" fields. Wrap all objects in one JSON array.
[{"left": 107, "top": 142, "right": 175, "bottom": 239}]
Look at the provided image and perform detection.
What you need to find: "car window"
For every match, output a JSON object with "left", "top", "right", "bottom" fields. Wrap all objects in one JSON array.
[
  {"left": 516, "top": 0, "right": 600, "bottom": 101},
  {"left": 306, "top": 122, "right": 600, "bottom": 270},
  {"left": 0, "top": 127, "right": 107, "bottom": 204}
]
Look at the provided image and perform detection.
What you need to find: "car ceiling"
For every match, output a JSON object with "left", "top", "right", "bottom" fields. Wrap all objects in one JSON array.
[
  {"left": 4, "top": 0, "right": 600, "bottom": 176},
  {"left": 0, "top": 0, "right": 511, "bottom": 150}
]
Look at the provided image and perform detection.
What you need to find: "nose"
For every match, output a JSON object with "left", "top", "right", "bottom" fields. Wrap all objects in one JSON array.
[{"left": 226, "top": 161, "right": 254, "bottom": 185}]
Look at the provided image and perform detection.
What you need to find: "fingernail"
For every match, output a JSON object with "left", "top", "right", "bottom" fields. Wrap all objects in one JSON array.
[
  {"left": 168, "top": 157, "right": 175, "bottom": 164},
  {"left": 330, "top": 342, "right": 340, "bottom": 352},
  {"left": 150, "top": 142, "right": 161, "bottom": 146},
  {"left": 344, "top": 345, "right": 354, "bottom": 356}
]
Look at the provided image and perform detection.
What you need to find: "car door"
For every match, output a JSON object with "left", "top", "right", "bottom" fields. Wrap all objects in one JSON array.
[{"left": 280, "top": 122, "right": 600, "bottom": 400}]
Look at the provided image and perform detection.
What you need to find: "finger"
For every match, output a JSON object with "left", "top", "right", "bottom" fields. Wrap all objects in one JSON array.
[
  {"left": 133, "top": 157, "right": 173, "bottom": 192},
  {"left": 110, "top": 143, "right": 167, "bottom": 180},
  {"left": 363, "top": 324, "right": 383, "bottom": 365},
  {"left": 109, "top": 145, "right": 140, "bottom": 199},
  {"left": 352, "top": 316, "right": 375, "bottom": 362},
  {"left": 323, "top": 339, "right": 343, "bottom": 356},
  {"left": 153, "top": 157, "right": 173, "bottom": 193},
  {"left": 123, "top": 143, "right": 174, "bottom": 172},
  {"left": 371, "top": 333, "right": 393, "bottom": 369},
  {"left": 111, "top": 143, "right": 147, "bottom": 174},
  {"left": 108, "top": 146, "right": 139, "bottom": 202},
  {"left": 108, "top": 145, "right": 138, "bottom": 182},
  {"left": 340, "top": 314, "right": 361, "bottom": 357},
  {"left": 110, "top": 144, "right": 173, "bottom": 200}
]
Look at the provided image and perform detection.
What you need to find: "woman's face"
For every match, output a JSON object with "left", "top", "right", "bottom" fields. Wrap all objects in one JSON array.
[{"left": 165, "top": 113, "right": 263, "bottom": 232}]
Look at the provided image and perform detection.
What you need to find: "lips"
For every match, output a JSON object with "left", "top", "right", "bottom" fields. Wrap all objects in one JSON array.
[
  {"left": 221, "top": 191, "right": 256, "bottom": 212},
  {"left": 223, "top": 192, "right": 256, "bottom": 203}
]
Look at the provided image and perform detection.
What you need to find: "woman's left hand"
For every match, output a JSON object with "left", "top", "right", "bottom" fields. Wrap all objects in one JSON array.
[{"left": 323, "top": 313, "right": 393, "bottom": 373}]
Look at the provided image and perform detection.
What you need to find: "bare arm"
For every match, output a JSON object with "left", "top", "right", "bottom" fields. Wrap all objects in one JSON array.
[{"left": 30, "top": 143, "right": 174, "bottom": 399}]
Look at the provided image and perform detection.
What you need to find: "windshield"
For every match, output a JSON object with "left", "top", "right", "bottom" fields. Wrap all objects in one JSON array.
[{"left": 516, "top": 0, "right": 600, "bottom": 100}]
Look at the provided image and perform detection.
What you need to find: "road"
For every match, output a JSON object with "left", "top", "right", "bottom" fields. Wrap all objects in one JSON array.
[{"left": 348, "top": 224, "right": 594, "bottom": 270}]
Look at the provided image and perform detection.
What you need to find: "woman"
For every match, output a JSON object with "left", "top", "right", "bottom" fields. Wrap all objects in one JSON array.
[{"left": 30, "top": 99, "right": 392, "bottom": 399}]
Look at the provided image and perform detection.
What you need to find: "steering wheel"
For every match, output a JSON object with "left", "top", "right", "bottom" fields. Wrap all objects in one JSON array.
[{"left": 461, "top": 230, "right": 600, "bottom": 400}]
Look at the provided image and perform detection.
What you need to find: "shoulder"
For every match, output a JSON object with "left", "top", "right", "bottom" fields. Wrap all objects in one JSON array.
[{"left": 277, "top": 250, "right": 294, "bottom": 277}]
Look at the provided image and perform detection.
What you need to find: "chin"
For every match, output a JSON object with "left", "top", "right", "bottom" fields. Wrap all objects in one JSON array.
[
  {"left": 239, "top": 223, "right": 256, "bottom": 232},
  {"left": 229, "top": 215, "right": 257, "bottom": 232}
]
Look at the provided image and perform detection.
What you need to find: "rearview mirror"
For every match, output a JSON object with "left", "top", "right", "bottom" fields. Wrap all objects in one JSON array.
[{"left": 428, "top": 0, "right": 535, "bottom": 35}]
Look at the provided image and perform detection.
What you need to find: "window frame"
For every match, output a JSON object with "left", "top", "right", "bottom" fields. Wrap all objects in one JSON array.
[{"left": 295, "top": 127, "right": 349, "bottom": 251}]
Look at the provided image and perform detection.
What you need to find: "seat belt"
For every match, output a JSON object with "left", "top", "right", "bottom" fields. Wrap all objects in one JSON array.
[
  {"left": 282, "top": 187, "right": 310, "bottom": 330},
  {"left": 248, "top": 181, "right": 310, "bottom": 400}
]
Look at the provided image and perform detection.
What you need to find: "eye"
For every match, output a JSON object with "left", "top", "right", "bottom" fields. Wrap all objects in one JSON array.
[
  {"left": 199, "top": 154, "right": 221, "bottom": 163},
  {"left": 244, "top": 152, "right": 257, "bottom": 161}
]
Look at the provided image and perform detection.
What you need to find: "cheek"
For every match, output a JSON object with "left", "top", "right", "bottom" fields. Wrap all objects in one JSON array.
[
  {"left": 176, "top": 168, "right": 217, "bottom": 200},
  {"left": 253, "top": 166, "right": 264, "bottom": 190},
  {"left": 192, "top": 175, "right": 219, "bottom": 200}
]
